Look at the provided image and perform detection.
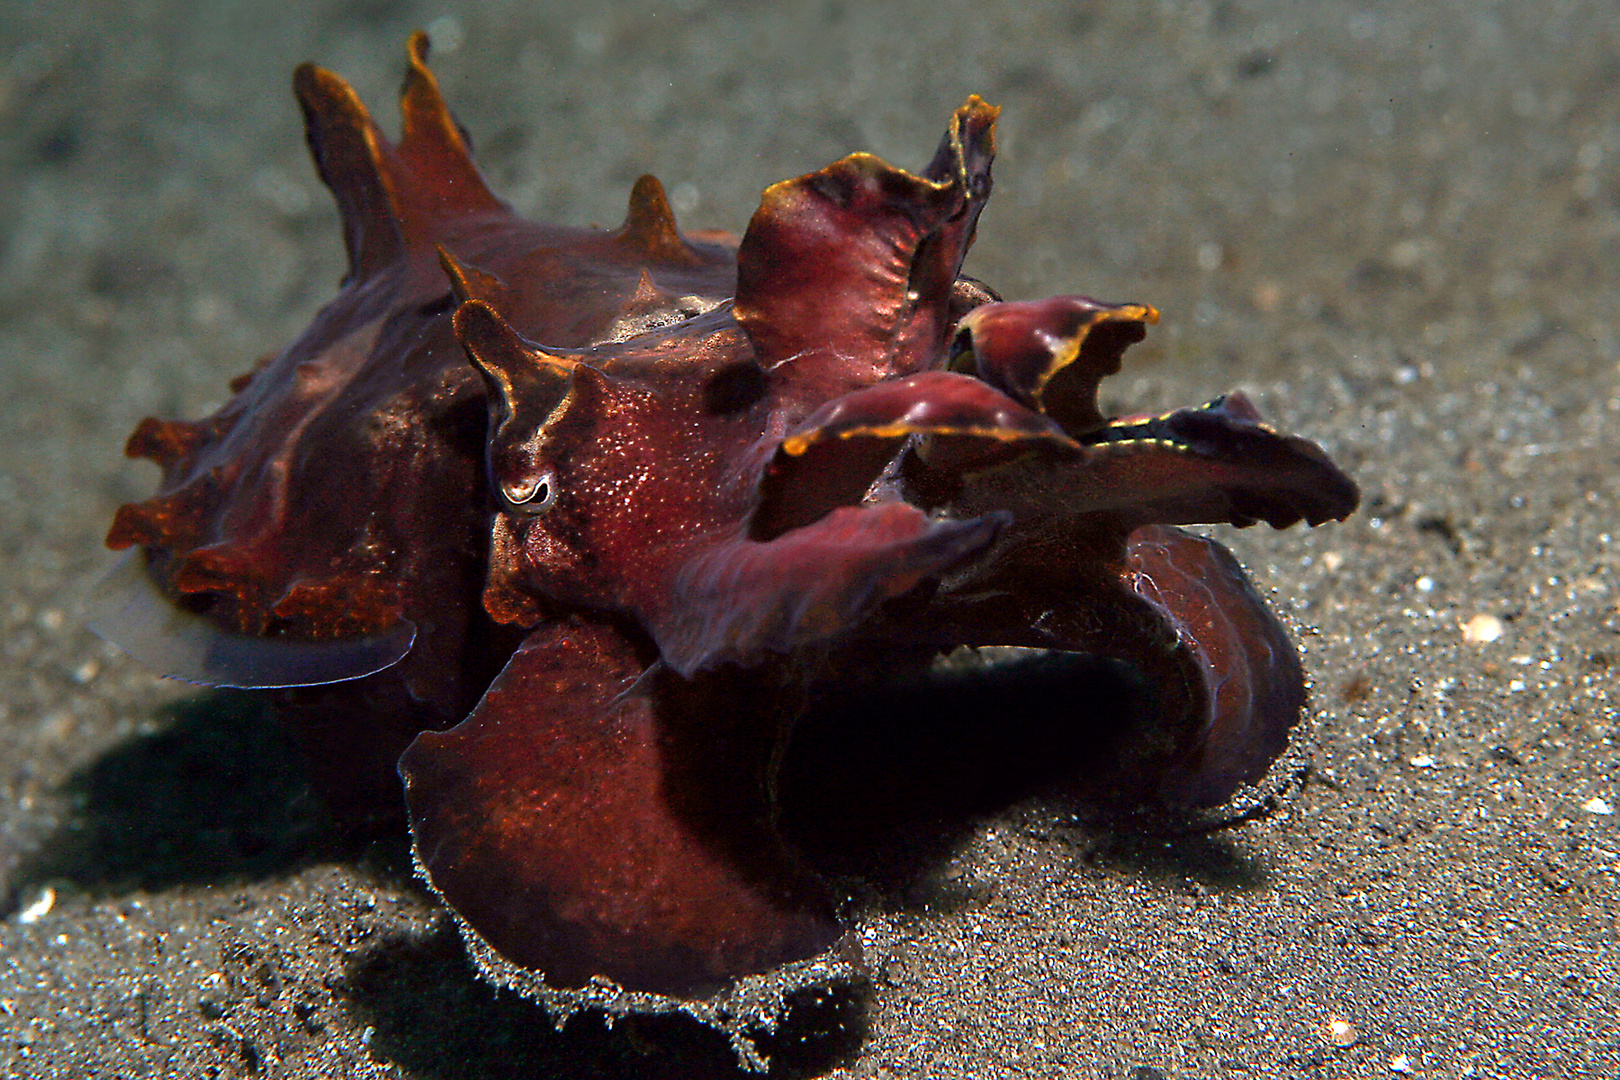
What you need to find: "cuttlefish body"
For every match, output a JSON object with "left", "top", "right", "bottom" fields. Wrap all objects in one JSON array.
[{"left": 99, "top": 34, "right": 1358, "bottom": 1006}]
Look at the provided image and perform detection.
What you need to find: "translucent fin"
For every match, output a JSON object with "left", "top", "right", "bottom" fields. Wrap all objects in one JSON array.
[{"left": 87, "top": 552, "right": 415, "bottom": 689}]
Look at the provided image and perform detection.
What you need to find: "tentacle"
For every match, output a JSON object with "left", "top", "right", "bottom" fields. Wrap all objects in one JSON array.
[
  {"left": 904, "top": 96, "right": 1000, "bottom": 363},
  {"left": 906, "top": 525, "right": 1308, "bottom": 810},
  {"left": 933, "top": 392, "right": 1360, "bottom": 533},
  {"left": 399, "top": 619, "right": 841, "bottom": 996},
  {"left": 657, "top": 503, "right": 1006, "bottom": 677},
  {"left": 953, "top": 295, "right": 1158, "bottom": 433},
  {"left": 1071, "top": 392, "right": 1362, "bottom": 528},
  {"left": 734, "top": 97, "right": 998, "bottom": 384},
  {"left": 778, "top": 370, "right": 1071, "bottom": 457},
  {"left": 752, "top": 369, "right": 1074, "bottom": 539},
  {"left": 1121, "top": 525, "right": 1307, "bottom": 806}
]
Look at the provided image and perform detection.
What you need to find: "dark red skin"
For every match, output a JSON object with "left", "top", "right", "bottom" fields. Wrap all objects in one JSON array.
[{"left": 105, "top": 35, "right": 1358, "bottom": 999}]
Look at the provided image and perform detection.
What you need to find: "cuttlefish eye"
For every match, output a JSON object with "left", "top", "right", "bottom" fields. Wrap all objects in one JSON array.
[{"left": 500, "top": 469, "right": 558, "bottom": 513}]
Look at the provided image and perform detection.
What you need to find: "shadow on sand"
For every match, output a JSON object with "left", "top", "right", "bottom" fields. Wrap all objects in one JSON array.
[
  {"left": 10, "top": 692, "right": 333, "bottom": 897},
  {"left": 13, "top": 654, "right": 1272, "bottom": 1077},
  {"left": 345, "top": 924, "right": 865, "bottom": 1080}
]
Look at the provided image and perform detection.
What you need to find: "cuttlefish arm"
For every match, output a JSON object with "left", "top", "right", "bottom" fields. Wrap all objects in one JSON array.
[{"left": 398, "top": 618, "right": 842, "bottom": 997}]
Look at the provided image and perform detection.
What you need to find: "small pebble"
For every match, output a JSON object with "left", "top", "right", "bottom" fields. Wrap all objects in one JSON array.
[
  {"left": 1323, "top": 1015, "right": 1359, "bottom": 1047},
  {"left": 16, "top": 886, "right": 55, "bottom": 924},
  {"left": 1462, "top": 613, "right": 1503, "bottom": 643},
  {"left": 1583, "top": 796, "right": 1614, "bottom": 816},
  {"left": 1390, "top": 1053, "right": 1414, "bottom": 1073}
]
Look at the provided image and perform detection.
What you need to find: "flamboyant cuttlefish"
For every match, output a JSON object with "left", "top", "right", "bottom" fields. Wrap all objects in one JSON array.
[{"left": 95, "top": 31, "right": 1357, "bottom": 1035}]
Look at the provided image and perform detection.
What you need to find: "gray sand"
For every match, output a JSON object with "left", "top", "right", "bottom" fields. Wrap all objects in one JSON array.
[{"left": 2, "top": 1, "right": 1616, "bottom": 1076}]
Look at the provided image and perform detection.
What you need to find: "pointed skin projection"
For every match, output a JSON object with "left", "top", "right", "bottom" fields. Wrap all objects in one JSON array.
[{"left": 101, "top": 36, "right": 1359, "bottom": 1006}]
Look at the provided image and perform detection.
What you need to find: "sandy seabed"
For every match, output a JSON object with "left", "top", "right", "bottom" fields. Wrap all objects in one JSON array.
[{"left": 1, "top": 1, "right": 1616, "bottom": 1077}]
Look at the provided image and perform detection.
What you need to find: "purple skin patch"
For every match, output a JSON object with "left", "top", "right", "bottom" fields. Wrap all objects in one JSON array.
[{"left": 102, "top": 34, "right": 1358, "bottom": 1000}]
